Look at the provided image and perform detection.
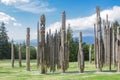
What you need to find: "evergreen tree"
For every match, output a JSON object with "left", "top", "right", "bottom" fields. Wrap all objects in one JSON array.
[
  {"left": 113, "top": 21, "right": 120, "bottom": 37},
  {"left": 67, "top": 25, "right": 79, "bottom": 62},
  {"left": 0, "top": 22, "right": 10, "bottom": 59}
]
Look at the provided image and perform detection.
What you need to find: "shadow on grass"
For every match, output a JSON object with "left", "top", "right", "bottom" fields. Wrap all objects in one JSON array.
[{"left": 46, "top": 70, "right": 117, "bottom": 75}]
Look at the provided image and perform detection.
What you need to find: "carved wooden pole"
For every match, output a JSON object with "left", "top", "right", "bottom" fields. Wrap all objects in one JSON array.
[
  {"left": 37, "top": 21, "right": 40, "bottom": 68},
  {"left": 116, "top": 27, "right": 120, "bottom": 72},
  {"left": 18, "top": 43, "right": 22, "bottom": 67},
  {"left": 66, "top": 24, "right": 69, "bottom": 68},
  {"left": 96, "top": 6, "right": 103, "bottom": 72},
  {"left": 103, "top": 20, "right": 107, "bottom": 66},
  {"left": 89, "top": 44, "right": 92, "bottom": 63},
  {"left": 104, "top": 14, "right": 111, "bottom": 70},
  {"left": 46, "top": 32, "right": 50, "bottom": 69},
  {"left": 57, "top": 31, "right": 61, "bottom": 69},
  {"left": 54, "top": 30, "right": 57, "bottom": 71},
  {"left": 39, "top": 14, "right": 46, "bottom": 74},
  {"left": 112, "top": 23, "right": 116, "bottom": 66},
  {"left": 78, "top": 32, "right": 84, "bottom": 73},
  {"left": 49, "top": 29, "right": 52, "bottom": 72},
  {"left": 94, "top": 24, "right": 97, "bottom": 67},
  {"left": 60, "top": 11, "right": 68, "bottom": 73},
  {"left": 107, "top": 15, "right": 111, "bottom": 70},
  {"left": 55, "top": 30, "right": 59, "bottom": 69},
  {"left": 11, "top": 39, "right": 14, "bottom": 68},
  {"left": 26, "top": 27, "right": 30, "bottom": 71}
]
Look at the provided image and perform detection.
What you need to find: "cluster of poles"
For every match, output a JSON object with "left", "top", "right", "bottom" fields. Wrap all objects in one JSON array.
[
  {"left": 94, "top": 6, "right": 120, "bottom": 72},
  {"left": 10, "top": 6, "right": 120, "bottom": 74}
]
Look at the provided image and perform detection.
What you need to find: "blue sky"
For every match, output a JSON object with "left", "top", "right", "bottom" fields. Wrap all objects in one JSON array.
[{"left": 0, "top": 0, "right": 120, "bottom": 43}]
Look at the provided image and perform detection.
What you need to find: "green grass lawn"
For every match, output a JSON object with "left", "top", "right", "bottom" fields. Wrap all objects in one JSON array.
[{"left": 0, "top": 60, "right": 120, "bottom": 80}]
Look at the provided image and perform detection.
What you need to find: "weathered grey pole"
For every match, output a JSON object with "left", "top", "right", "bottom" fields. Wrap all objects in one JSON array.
[
  {"left": 66, "top": 24, "right": 70, "bottom": 68},
  {"left": 57, "top": 30, "right": 61, "bottom": 69},
  {"left": 46, "top": 32, "right": 50, "bottom": 69},
  {"left": 112, "top": 23, "right": 116, "bottom": 66},
  {"left": 26, "top": 27, "right": 30, "bottom": 71},
  {"left": 94, "top": 24, "right": 97, "bottom": 67},
  {"left": 18, "top": 43, "right": 22, "bottom": 67},
  {"left": 60, "top": 11, "right": 68, "bottom": 73},
  {"left": 116, "top": 27, "right": 120, "bottom": 72},
  {"left": 49, "top": 29, "right": 53, "bottom": 72},
  {"left": 89, "top": 44, "right": 92, "bottom": 63},
  {"left": 39, "top": 14, "right": 46, "bottom": 74},
  {"left": 78, "top": 32, "right": 84, "bottom": 73},
  {"left": 103, "top": 19, "right": 107, "bottom": 66},
  {"left": 11, "top": 39, "right": 14, "bottom": 68},
  {"left": 37, "top": 21, "right": 40, "bottom": 68},
  {"left": 96, "top": 6, "right": 103, "bottom": 72},
  {"left": 104, "top": 14, "right": 111, "bottom": 70}
]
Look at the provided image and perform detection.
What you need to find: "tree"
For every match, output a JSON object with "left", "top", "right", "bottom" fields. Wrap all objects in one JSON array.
[
  {"left": 67, "top": 25, "right": 79, "bottom": 62},
  {"left": 82, "top": 42, "right": 89, "bottom": 60},
  {"left": 113, "top": 21, "right": 120, "bottom": 37},
  {"left": 0, "top": 22, "right": 10, "bottom": 59}
]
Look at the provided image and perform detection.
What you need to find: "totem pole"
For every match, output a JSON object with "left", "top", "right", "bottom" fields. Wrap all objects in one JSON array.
[
  {"left": 89, "top": 44, "right": 92, "bottom": 63},
  {"left": 39, "top": 14, "right": 47, "bottom": 74},
  {"left": 26, "top": 28, "right": 30, "bottom": 71},
  {"left": 96, "top": 6, "right": 103, "bottom": 72},
  {"left": 104, "top": 14, "right": 111, "bottom": 70},
  {"left": 37, "top": 21, "right": 40, "bottom": 68},
  {"left": 60, "top": 11, "right": 69, "bottom": 73},
  {"left": 78, "top": 32, "right": 84, "bottom": 73},
  {"left": 18, "top": 43, "right": 22, "bottom": 67},
  {"left": 11, "top": 39, "right": 14, "bottom": 68},
  {"left": 116, "top": 27, "right": 120, "bottom": 72}
]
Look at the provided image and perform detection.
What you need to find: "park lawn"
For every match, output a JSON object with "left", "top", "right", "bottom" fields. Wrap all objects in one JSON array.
[{"left": 0, "top": 60, "right": 120, "bottom": 80}]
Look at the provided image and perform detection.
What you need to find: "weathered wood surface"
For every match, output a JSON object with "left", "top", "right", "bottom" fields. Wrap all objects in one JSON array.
[
  {"left": 18, "top": 43, "right": 22, "bottom": 67},
  {"left": 26, "top": 28, "right": 30, "bottom": 71},
  {"left": 11, "top": 40, "right": 14, "bottom": 68},
  {"left": 78, "top": 32, "right": 84, "bottom": 73}
]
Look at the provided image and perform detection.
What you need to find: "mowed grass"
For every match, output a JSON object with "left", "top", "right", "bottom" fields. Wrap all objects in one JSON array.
[{"left": 0, "top": 60, "right": 120, "bottom": 80}]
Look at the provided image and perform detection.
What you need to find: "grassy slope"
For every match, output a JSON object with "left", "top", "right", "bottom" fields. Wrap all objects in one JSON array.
[{"left": 0, "top": 60, "right": 120, "bottom": 80}]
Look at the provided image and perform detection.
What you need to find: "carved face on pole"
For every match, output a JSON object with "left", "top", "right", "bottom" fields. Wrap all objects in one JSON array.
[{"left": 40, "top": 14, "right": 45, "bottom": 27}]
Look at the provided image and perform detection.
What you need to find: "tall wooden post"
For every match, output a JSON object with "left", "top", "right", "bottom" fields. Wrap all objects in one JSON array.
[
  {"left": 46, "top": 32, "right": 50, "bottom": 69},
  {"left": 37, "top": 22, "right": 40, "bottom": 68},
  {"left": 94, "top": 24, "right": 97, "bottom": 67},
  {"left": 112, "top": 23, "right": 116, "bottom": 66},
  {"left": 60, "top": 11, "right": 69, "bottom": 73},
  {"left": 96, "top": 6, "right": 103, "bottom": 72},
  {"left": 104, "top": 14, "right": 111, "bottom": 70},
  {"left": 57, "top": 30, "right": 61, "bottom": 69},
  {"left": 116, "top": 27, "right": 120, "bottom": 72},
  {"left": 11, "top": 39, "right": 14, "bottom": 68},
  {"left": 89, "top": 44, "right": 92, "bottom": 63},
  {"left": 78, "top": 32, "right": 84, "bottom": 73},
  {"left": 26, "top": 28, "right": 30, "bottom": 71},
  {"left": 39, "top": 14, "right": 46, "bottom": 74},
  {"left": 18, "top": 43, "right": 22, "bottom": 67}
]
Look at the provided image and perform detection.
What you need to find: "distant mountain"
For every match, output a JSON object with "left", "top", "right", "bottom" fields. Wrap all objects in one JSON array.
[
  {"left": 30, "top": 39, "right": 37, "bottom": 47},
  {"left": 83, "top": 36, "right": 94, "bottom": 44}
]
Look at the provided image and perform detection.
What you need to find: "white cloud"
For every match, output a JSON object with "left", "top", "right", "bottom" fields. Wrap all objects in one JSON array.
[
  {"left": 46, "top": 6, "right": 120, "bottom": 37},
  {"left": 1, "top": 0, "right": 29, "bottom": 5},
  {"left": 0, "top": 11, "right": 23, "bottom": 40},
  {"left": 0, "top": 12, "right": 16, "bottom": 23},
  {"left": 13, "top": 22, "right": 22, "bottom": 27},
  {"left": 0, "top": 0, "right": 56, "bottom": 13}
]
